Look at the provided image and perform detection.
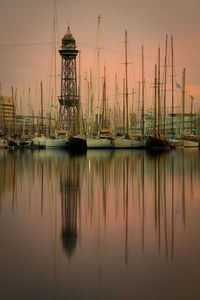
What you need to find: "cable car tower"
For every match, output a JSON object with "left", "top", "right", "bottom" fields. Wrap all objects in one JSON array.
[{"left": 58, "top": 26, "right": 79, "bottom": 133}]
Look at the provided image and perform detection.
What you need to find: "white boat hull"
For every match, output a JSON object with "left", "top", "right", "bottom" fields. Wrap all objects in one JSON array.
[
  {"left": 45, "top": 137, "right": 70, "bottom": 148},
  {"left": 113, "top": 137, "right": 132, "bottom": 148},
  {"left": 86, "top": 137, "right": 113, "bottom": 148},
  {"left": 33, "top": 136, "right": 70, "bottom": 148},
  {"left": 169, "top": 139, "right": 184, "bottom": 148},
  {"left": 183, "top": 140, "right": 199, "bottom": 147},
  {"left": 0, "top": 139, "right": 8, "bottom": 148},
  {"left": 132, "top": 140, "right": 145, "bottom": 148},
  {"left": 33, "top": 136, "right": 46, "bottom": 147}
]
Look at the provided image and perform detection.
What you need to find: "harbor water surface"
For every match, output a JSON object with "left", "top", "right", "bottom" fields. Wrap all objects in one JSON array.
[{"left": 0, "top": 149, "right": 200, "bottom": 299}]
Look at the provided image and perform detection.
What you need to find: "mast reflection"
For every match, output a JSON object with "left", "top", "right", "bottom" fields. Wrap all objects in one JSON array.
[{"left": 0, "top": 147, "right": 199, "bottom": 273}]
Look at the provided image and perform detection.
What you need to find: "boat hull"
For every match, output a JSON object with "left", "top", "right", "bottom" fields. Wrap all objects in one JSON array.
[
  {"left": 70, "top": 136, "right": 87, "bottom": 152},
  {"left": 32, "top": 136, "right": 46, "bottom": 148},
  {"left": 87, "top": 137, "right": 113, "bottom": 149},
  {"left": 132, "top": 140, "right": 145, "bottom": 148},
  {"left": 0, "top": 139, "right": 8, "bottom": 148},
  {"left": 45, "top": 138, "right": 70, "bottom": 148},
  {"left": 113, "top": 137, "right": 132, "bottom": 149},
  {"left": 183, "top": 140, "right": 199, "bottom": 147},
  {"left": 146, "top": 136, "right": 170, "bottom": 150},
  {"left": 33, "top": 136, "right": 70, "bottom": 148}
]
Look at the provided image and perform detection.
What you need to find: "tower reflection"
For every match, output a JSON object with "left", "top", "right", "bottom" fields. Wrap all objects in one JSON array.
[{"left": 60, "top": 154, "right": 85, "bottom": 259}]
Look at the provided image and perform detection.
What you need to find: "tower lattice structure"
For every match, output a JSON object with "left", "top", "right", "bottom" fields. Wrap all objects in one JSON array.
[{"left": 58, "top": 26, "right": 79, "bottom": 133}]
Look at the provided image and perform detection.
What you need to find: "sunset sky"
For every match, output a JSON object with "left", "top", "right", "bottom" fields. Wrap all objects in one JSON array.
[{"left": 0, "top": 0, "right": 200, "bottom": 115}]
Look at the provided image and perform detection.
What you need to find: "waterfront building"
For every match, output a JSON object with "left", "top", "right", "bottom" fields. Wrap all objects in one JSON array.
[
  {"left": 132, "top": 111, "right": 200, "bottom": 136},
  {"left": 0, "top": 96, "right": 16, "bottom": 135}
]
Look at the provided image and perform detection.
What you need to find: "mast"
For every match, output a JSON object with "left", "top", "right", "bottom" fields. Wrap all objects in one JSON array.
[
  {"left": 190, "top": 95, "right": 194, "bottom": 135},
  {"left": 142, "top": 44, "right": 145, "bottom": 136},
  {"left": 97, "top": 14, "right": 101, "bottom": 134},
  {"left": 171, "top": 36, "right": 174, "bottom": 136},
  {"left": 15, "top": 88, "right": 17, "bottom": 135},
  {"left": 158, "top": 46, "right": 160, "bottom": 137},
  {"left": 48, "top": 88, "right": 53, "bottom": 136},
  {"left": 11, "top": 86, "right": 15, "bottom": 136},
  {"left": 86, "top": 73, "right": 89, "bottom": 134},
  {"left": 77, "top": 50, "right": 81, "bottom": 135},
  {"left": 138, "top": 81, "right": 141, "bottom": 133},
  {"left": 163, "top": 35, "right": 168, "bottom": 135},
  {"left": 154, "top": 64, "right": 157, "bottom": 136},
  {"left": 28, "top": 87, "right": 31, "bottom": 136},
  {"left": 0, "top": 82, "right": 2, "bottom": 133},
  {"left": 114, "top": 73, "right": 118, "bottom": 136},
  {"left": 32, "top": 106, "right": 35, "bottom": 136},
  {"left": 101, "top": 76, "right": 104, "bottom": 128},
  {"left": 53, "top": 1, "right": 57, "bottom": 128},
  {"left": 86, "top": 72, "right": 90, "bottom": 134},
  {"left": 3, "top": 94, "right": 6, "bottom": 136},
  {"left": 73, "top": 83, "right": 75, "bottom": 136},
  {"left": 182, "top": 68, "right": 185, "bottom": 136},
  {"left": 131, "top": 88, "right": 134, "bottom": 132},
  {"left": 198, "top": 106, "right": 200, "bottom": 138},
  {"left": 40, "top": 81, "right": 44, "bottom": 135},
  {"left": 89, "top": 69, "right": 93, "bottom": 135},
  {"left": 104, "top": 67, "right": 107, "bottom": 128},
  {"left": 102, "top": 66, "right": 106, "bottom": 128},
  {"left": 125, "top": 30, "right": 129, "bottom": 137},
  {"left": 28, "top": 87, "right": 31, "bottom": 115},
  {"left": 123, "top": 78, "right": 125, "bottom": 136}
]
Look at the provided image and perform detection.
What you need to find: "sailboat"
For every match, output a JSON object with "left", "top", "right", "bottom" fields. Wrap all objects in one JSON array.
[
  {"left": 86, "top": 15, "right": 113, "bottom": 149},
  {"left": 131, "top": 45, "right": 145, "bottom": 148},
  {"left": 33, "top": 5, "right": 71, "bottom": 150},
  {"left": 33, "top": 80, "right": 70, "bottom": 149},
  {"left": 33, "top": 132, "right": 70, "bottom": 149},
  {"left": 146, "top": 47, "right": 170, "bottom": 150},
  {"left": 113, "top": 30, "right": 133, "bottom": 149},
  {"left": 45, "top": 130, "right": 70, "bottom": 148}
]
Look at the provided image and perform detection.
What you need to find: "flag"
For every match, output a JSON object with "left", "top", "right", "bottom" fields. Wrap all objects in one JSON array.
[
  {"left": 189, "top": 95, "right": 194, "bottom": 100},
  {"left": 176, "top": 82, "right": 182, "bottom": 89}
]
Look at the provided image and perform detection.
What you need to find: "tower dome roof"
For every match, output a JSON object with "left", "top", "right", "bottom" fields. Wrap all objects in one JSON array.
[{"left": 61, "top": 26, "right": 76, "bottom": 49}]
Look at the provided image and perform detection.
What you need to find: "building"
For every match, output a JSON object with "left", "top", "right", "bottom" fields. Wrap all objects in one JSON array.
[
  {"left": 133, "top": 110, "right": 200, "bottom": 136},
  {"left": 0, "top": 96, "right": 16, "bottom": 135}
]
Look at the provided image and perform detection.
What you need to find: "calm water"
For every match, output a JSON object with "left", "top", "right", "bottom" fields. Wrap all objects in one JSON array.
[{"left": 0, "top": 148, "right": 200, "bottom": 300}]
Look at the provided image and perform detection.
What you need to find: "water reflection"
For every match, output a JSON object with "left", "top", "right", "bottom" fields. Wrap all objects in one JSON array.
[
  {"left": 60, "top": 155, "right": 86, "bottom": 258},
  {"left": 0, "top": 148, "right": 200, "bottom": 299},
  {"left": 0, "top": 149, "right": 199, "bottom": 257}
]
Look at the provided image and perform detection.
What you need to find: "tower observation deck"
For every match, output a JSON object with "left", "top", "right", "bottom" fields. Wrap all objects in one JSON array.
[{"left": 58, "top": 26, "right": 79, "bottom": 132}]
